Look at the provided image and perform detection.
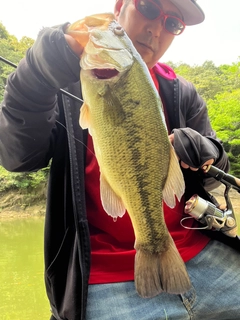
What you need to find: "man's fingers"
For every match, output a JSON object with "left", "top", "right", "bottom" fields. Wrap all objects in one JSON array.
[
  {"left": 180, "top": 159, "right": 214, "bottom": 171},
  {"left": 64, "top": 34, "right": 84, "bottom": 56}
]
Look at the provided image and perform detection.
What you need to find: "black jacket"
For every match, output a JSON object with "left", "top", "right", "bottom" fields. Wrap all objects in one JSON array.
[{"left": 0, "top": 26, "right": 233, "bottom": 320}]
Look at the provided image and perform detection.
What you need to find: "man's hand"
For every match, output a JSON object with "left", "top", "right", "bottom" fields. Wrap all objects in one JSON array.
[
  {"left": 64, "top": 34, "right": 84, "bottom": 57},
  {"left": 27, "top": 24, "right": 81, "bottom": 89},
  {"left": 169, "top": 129, "right": 218, "bottom": 171}
]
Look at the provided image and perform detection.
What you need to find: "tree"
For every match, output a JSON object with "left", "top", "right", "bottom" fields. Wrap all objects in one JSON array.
[
  {"left": 168, "top": 60, "right": 225, "bottom": 101},
  {"left": 219, "top": 59, "right": 240, "bottom": 92},
  {"left": 0, "top": 22, "right": 34, "bottom": 100},
  {"left": 207, "top": 89, "right": 240, "bottom": 175},
  {"left": 0, "top": 22, "right": 9, "bottom": 39}
]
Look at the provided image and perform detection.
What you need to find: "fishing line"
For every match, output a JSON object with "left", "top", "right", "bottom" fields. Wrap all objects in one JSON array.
[{"left": 55, "top": 119, "right": 95, "bottom": 157}]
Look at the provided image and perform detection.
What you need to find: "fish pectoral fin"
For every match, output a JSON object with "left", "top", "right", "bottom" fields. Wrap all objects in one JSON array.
[
  {"left": 79, "top": 102, "right": 91, "bottom": 131},
  {"left": 163, "top": 146, "right": 185, "bottom": 208},
  {"left": 100, "top": 174, "right": 126, "bottom": 218}
]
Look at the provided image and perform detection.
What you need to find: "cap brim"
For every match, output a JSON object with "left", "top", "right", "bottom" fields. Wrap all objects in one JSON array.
[{"left": 170, "top": 0, "right": 205, "bottom": 25}]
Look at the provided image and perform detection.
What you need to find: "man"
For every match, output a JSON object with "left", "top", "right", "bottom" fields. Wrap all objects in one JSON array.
[{"left": 0, "top": 0, "right": 239, "bottom": 319}]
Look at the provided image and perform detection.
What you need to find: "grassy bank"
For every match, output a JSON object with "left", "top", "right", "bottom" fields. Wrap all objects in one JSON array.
[
  {"left": 0, "top": 187, "right": 47, "bottom": 219},
  {"left": 0, "top": 166, "right": 48, "bottom": 219}
]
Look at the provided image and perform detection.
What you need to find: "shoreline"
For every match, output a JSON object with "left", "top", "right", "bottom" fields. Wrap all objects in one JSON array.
[{"left": 0, "top": 186, "right": 239, "bottom": 221}]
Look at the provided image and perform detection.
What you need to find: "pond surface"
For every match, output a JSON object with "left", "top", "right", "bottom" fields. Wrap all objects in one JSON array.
[{"left": 0, "top": 217, "right": 50, "bottom": 320}]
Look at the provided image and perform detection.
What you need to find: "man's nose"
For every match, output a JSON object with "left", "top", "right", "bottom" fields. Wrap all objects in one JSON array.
[{"left": 146, "top": 18, "right": 164, "bottom": 37}]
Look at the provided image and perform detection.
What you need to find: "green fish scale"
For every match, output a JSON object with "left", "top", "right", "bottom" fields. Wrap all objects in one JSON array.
[{"left": 80, "top": 31, "right": 172, "bottom": 254}]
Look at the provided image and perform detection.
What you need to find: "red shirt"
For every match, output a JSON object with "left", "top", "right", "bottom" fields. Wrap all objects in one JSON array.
[{"left": 85, "top": 68, "right": 210, "bottom": 284}]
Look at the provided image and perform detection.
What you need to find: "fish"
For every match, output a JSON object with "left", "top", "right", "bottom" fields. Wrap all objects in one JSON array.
[{"left": 66, "top": 14, "right": 191, "bottom": 298}]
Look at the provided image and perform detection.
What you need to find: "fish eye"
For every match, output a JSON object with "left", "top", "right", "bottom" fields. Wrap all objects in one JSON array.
[{"left": 114, "top": 26, "right": 125, "bottom": 36}]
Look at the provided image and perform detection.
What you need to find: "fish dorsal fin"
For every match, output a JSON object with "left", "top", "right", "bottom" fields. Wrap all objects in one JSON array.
[
  {"left": 79, "top": 102, "right": 91, "bottom": 130},
  {"left": 100, "top": 173, "right": 126, "bottom": 218},
  {"left": 163, "top": 146, "right": 185, "bottom": 208}
]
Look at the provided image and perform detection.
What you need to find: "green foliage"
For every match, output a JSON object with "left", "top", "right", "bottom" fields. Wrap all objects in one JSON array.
[
  {"left": 219, "top": 61, "right": 240, "bottom": 92},
  {"left": 0, "top": 166, "right": 49, "bottom": 193},
  {"left": 207, "top": 88, "right": 240, "bottom": 176},
  {"left": 228, "top": 153, "right": 240, "bottom": 177},
  {"left": 0, "top": 22, "right": 9, "bottom": 39},
  {"left": 207, "top": 89, "right": 240, "bottom": 134},
  {"left": 0, "top": 22, "right": 34, "bottom": 101}
]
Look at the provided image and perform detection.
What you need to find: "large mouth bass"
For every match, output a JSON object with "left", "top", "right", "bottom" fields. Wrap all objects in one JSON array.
[{"left": 66, "top": 14, "right": 191, "bottom": 298}]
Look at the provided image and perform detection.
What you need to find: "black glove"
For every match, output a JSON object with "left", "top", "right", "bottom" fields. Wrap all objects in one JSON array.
[
  {"left": 27, "top": 23, "right": 80, "bottom": 89},
  {"left": 172, "top": 128, "right": 220, "bottom": 168}
]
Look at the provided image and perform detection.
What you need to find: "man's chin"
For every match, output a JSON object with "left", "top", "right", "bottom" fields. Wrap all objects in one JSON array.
[
  {"left": 134, "top": 43, "right": 157, "bottom": 68},
  {"left": 142, "top": 56, "right": 157, "bottom": 69}
]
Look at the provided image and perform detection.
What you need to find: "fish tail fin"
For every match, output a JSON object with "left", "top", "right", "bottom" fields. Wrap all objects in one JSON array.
[
  {"left": 134, "top": 238, "right": 191, "bottom": 298},
  {"left": 163, "top": 145, "right": 185, "bottom": 208},
  {"left": 158, "top": 237, "right": 192, "bottom": 294},
  {"left": 134, "top": 250, "right": 163, "bottom": 298}
]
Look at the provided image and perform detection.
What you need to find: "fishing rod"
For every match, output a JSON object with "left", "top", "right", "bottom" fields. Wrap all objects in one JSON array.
[
  {"left": 0, "top": 55, "right": 83, "bottom": 104},
  {"left": 0, "top": 56, "right": 17, "bottom": 68}
]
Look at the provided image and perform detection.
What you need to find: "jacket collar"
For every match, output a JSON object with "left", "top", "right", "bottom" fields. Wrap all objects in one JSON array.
[{"left": 153, "top": 62, "right": 177, "bottom": 80}]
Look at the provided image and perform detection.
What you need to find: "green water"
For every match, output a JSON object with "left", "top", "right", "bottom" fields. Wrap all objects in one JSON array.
[
  {"left": 0, "top": 217, "right": 51, "bottom": 320},
  {"left": 0, "top": 211, "right": 239, "bottom": 320}
]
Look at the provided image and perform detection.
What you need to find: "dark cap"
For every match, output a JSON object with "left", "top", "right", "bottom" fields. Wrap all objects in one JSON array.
[{"left": 170, "top": 0, "right": 205, "bottom": 25}]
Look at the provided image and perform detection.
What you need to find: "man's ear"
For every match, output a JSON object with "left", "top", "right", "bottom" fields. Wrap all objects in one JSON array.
[{"left": 114, "top": 0, "right": 124, "bottom": 18}]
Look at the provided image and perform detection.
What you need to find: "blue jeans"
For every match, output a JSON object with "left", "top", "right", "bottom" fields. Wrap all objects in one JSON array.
[{"left": 86, "top": 240, "right": 240, "bottom": 319}]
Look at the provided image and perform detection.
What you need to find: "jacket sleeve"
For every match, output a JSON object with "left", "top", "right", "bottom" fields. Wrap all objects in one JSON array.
[
  {"left": 176, "top": 75, "right": 230, "bottom": 191},
  {"left": 0, "top": 23, "right": 80, "bottom": 172}
]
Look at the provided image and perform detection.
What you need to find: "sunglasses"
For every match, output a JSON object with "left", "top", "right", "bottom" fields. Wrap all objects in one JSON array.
[{"left": 134, "top": 0, "right": 186, "bottom": 35}]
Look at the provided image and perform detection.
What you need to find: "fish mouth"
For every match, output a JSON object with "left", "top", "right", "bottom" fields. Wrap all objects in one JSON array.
[{"left": 93, "top": 68, "right": 119, "bottom": 79}]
